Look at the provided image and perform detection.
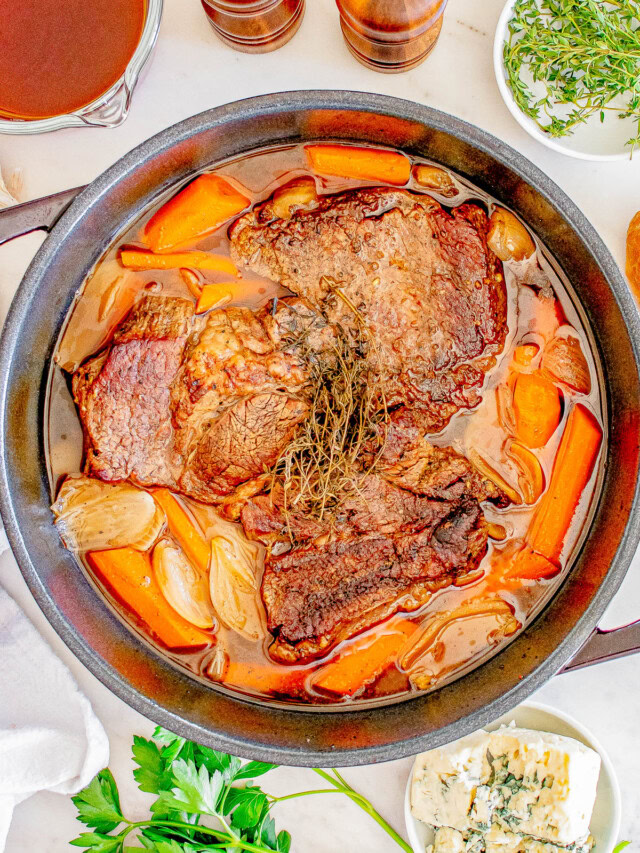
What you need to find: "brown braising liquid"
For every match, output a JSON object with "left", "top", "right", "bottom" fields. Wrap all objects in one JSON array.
[
  {"left": 47, "top": 142, "right": 605, "bottom": 706},
  {"left": 0, "top": 0, "right": 146, "bottom": 120}
]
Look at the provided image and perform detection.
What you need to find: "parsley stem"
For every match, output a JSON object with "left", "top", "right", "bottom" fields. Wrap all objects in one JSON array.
[
  {"left": 311, "top": 769, "right": 412, "bottom": 853},
  {"left": 120, "top": 820, "right": 268, "bottom": 853}
]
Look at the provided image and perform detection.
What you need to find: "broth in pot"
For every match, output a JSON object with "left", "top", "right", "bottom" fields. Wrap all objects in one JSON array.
[{"left": 47, "top": 142, "right": 604, "bottom": 707}]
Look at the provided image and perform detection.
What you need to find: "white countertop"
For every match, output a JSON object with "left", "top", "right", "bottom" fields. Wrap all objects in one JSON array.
[{"left": 1, "top": 0, "right": 639, "bottom": 850}]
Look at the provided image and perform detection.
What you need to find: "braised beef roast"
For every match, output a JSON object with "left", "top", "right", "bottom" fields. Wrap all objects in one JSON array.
[
  {"left": 230, "top": 187, "right": 507, "bottom": 428},
  {"left": 72, "top": 188, "right": 509, "bottom": 664}
]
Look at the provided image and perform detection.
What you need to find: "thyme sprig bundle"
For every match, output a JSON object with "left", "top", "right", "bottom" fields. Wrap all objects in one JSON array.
[{"left": 503, "top": 0, "right": 640, "bottom": 150}]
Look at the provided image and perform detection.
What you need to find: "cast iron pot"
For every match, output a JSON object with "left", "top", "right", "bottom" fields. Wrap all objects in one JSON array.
[{"left": 1, "top": 91, "right": 640, "bottom": 766}]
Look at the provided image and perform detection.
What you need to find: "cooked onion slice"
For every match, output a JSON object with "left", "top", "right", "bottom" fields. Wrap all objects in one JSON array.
[
  {"left": 52, "top": 475, "right": 165, "bottom": 552},
  {"left": 412, "top": 164, "right": 458, "bottom": 197},
  {"left": 271, "top": 177, "right": 318, "bottom": 220},
  {"left": 488, "top": 207, "right": 536, "bottom": 262},
  {"left": 399, "top": 598, "right": 520, "bottom": 673},
  {"left": 153, "top": 538, "right": 215, "bottom": 629},
  {"left": 209, "top": 535, "right": 263, "bottom": 640},
  {"left": 542, "top": 335, "right": 591, "bottom": 395},
  {"left": 468, "top": 449, "right": 522, "bottom": 505},
  {"left": 507, "top": 441, "right": 545, "bottom": 505}
]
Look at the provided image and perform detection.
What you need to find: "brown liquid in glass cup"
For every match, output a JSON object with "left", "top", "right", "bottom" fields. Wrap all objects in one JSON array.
[
  {"left": 200, "top": 0, "right": 305, "bottom": 53},
  {"left": 336, "top": 0, "right": 449, "bottom": 73}
]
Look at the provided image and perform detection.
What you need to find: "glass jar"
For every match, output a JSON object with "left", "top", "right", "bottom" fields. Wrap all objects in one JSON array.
[
  {"left": 336, "top": 0, "right": 449, "bottom": 73},
  {"left": 0, "top": 0, "right": 163, "bottom": 135},
  {"left": 201, "top": 0, "right": 305, "bottom": 54}
]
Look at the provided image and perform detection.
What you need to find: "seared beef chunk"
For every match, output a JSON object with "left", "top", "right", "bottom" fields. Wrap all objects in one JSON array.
[
  {"left": 376, "top": 407, "right": 508, "bottom": 505},
  {"left": 179, "top": 393, "right": 309, "bottom": 501},
  {"left": 73, "top": 296, "right": 193, "bottom": 487},
  {"left": 257, "top": 484, "right": 488, "bottom": 662},
  {"left": 230, "top": 187, "right": 507, "bottom": 423},
  {"left": 73, "top": 294, "right": 327, "bottom": 499},
  {"left": 243, "top": 444, "right": 505, "bottom": 662}
]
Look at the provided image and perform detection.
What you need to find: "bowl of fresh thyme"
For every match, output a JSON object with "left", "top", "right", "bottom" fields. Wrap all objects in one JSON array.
[{"left": 494, "top": 0, "right": 640, "bottom": 160}]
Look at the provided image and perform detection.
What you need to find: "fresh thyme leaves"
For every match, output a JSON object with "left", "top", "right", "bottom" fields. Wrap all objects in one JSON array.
[
  {"left": 71, "top": 726, "right": 411, "bottom": 852},
  {"left": 271, "top": 304, "right": 389, "bottom": 537},
  {"left": 503, "top": 0, "right": 640, "bottom": 150}
]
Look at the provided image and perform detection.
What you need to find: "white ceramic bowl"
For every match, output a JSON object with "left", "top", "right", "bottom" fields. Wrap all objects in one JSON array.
[
  {"left": 494, "top": 0, "right": 635, "bottom": 161},
  {"left": 404, "top": 701, "right": 621, "bottom": 853}
]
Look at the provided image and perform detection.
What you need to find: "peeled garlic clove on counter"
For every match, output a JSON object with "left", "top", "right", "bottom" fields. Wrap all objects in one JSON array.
[
  {"left": 52, "top": 475, "right": 165, "bottom": 552},
  {"left": 153, "top": 538, "right": 215, "bottom": 629},
  {"left": 412, "top": 164, "right": 459, "bottom": 198},
  {"left": 487, "top": 207, "right": 536, "bottom": 262},
  {"left": 271, "top": 176, "right": 318, "bottom": 220}
]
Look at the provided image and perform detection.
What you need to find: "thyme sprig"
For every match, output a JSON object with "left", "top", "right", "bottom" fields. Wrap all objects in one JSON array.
[{"left": 503, "top": 0, "right": 640, "bottom": 151}]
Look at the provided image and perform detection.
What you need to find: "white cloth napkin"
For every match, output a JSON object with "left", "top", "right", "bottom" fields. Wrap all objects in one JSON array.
[
  {"left": 0, "top": 161, "right": 109, "bottom": 850},
  {"left": 0, "top": 581, "right": 110, "bottom": 850}
]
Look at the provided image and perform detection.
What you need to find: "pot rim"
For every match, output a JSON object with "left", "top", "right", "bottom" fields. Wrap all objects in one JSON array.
[{"left": 1, "top": 90, "right": 639, "bottom": 765}]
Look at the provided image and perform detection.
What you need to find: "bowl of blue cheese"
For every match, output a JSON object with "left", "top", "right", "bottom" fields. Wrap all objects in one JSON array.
[{"left": 405, "top": 702, "right": 621, "bottom": 853}]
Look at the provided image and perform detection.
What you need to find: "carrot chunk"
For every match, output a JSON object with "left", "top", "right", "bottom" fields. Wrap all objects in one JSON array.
[
  {"left": 120, "top": 249, "right": 238, "bottom": 275},
  {"left": 223, "top": 662, "right": 304, "bottom": 696},
  {"left": 305, "top": 144, "right": 411, "bottom": 186},
  {"left": 196, "top": 282, "right": 238, "bottom": 313},
  {"left": 143, "top": 174, "right": 250, "bottom": 253},
  {"left": 312, "top": 620, "right": 416, "bottom": 697},
  {"left": 512, "top": 371, "right": 562, "bottom": 448},
  {"left": 525, "top": 403, "right": 602, "bottom": 565},
  {"left": 88, "top": 547, "right": 210, "bottom": 649},
  {"left": 152, "top": 489, "right": 210, "bottom": 574}
]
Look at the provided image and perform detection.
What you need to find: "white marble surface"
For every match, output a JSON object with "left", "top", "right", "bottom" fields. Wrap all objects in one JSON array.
[{"left": 1, "top": 0, "right": 639, "bottom": 850}]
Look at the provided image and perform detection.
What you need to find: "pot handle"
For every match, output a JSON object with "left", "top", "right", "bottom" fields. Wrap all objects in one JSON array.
[
  {"left": 0, "top": 187, "right": 85, "bottom": 247},
  {"left": 561, "top": 618, "right": 640, "bottom": 673}
]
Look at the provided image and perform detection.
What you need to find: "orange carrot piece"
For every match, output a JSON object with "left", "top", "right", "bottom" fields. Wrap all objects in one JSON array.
[
  {"left": 526, "top": 403, "right": 602, "bottom": 565},
  {"left": 503, "top": 544, "right": 559, "bottom": 581},
  {"left": 485, "top": 542, "right": 558, "bottom": 589},
  {"left": 512, "top": 371, "right": 562, "bottom": 448},
  {"left": 305, "top": 144, "right": 411, "bottom": 186},
  {"left": 88, "top": 547, "right": 210, "bottom": 649},
  {"left": 223, "top": 661, "right": 304, "bottom": 696},
  {"left": 144, "top": 174, "right": 250, "bottom": 253},
  {"left": 120, "top": 249, "right": 238, "bottom": 275},
  {"left": 152, "top": 489, "right": 210, "bottom": 574},
  {"left": 313, "top": 620, "right": 417, "bottom": 696},
  {"left": 196, "top": 282, "right": 238, "bottom": 313}
]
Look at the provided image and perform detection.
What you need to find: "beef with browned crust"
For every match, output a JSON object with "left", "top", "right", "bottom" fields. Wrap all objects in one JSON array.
[
  {"left": 255, "top": 480, "right": 489, "bottom": 663},
  {"left": 230, "top": 187, "right": 507, "bottom": 424},
  {"left": 73, "top": 294, "right": 327, "bottom": 499}
]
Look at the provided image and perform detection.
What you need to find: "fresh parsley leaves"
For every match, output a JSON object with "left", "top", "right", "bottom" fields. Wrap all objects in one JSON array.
[{"left": 70, "top": 726, "right": 411, "bottom": 852}]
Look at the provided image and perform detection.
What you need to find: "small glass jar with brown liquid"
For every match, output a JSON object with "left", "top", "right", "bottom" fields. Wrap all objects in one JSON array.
[
  {"left": 201, "top": 0, "right": 305, "bottom": 54},
  {"left": 336, "top": 0, "right": 449, "bottom": 73}
]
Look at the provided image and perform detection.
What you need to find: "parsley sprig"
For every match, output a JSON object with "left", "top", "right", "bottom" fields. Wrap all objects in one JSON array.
[
  {"left": 503, "top": 0, "right": 640, "bottom": 150},
  {"left": 70, "top": 727, "right": 411, "bottom": 852}
]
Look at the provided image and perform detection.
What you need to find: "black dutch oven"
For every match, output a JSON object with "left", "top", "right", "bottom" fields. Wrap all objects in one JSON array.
[{"left": 1, "top": 91, "right": 639, "bottom": 766}]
